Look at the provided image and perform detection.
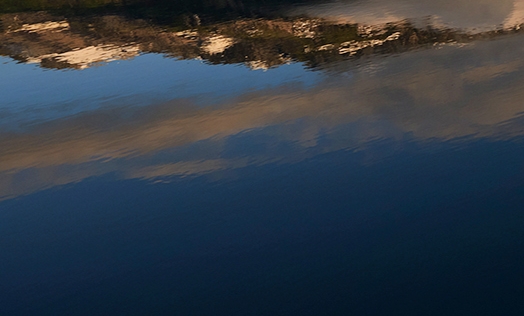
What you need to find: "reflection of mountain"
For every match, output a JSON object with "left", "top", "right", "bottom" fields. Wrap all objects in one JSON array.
[
  {"left": 293, "top": 0, "right": 524, "bottom": 31},
  {"left": 1, "top": 10, "right": 523, "bottom": 70},
  {"left": 1, "top": 32, "right": 524, "bottom": 199}
]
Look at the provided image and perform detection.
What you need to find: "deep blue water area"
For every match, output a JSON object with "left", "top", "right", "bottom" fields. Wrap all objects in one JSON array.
[
  {"left": 2, "top": 0, "right": 524, "bottom": 315},
  {"left": 2, "top": 137, "right": 524, "bottom": 315}
]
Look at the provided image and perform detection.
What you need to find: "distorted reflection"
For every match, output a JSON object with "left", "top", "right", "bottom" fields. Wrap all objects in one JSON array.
[
  {"left": 2, "top": 0, "right": 523, "bottom": 70},
  {"left": 1, "top": 27, "right": 524, "bottom": 199},
  {"left": 294, "top": 0, "right": 524, "bottom": 31},
  {"left": 1, "top": 2, "right": 524, "bottom": 196}
]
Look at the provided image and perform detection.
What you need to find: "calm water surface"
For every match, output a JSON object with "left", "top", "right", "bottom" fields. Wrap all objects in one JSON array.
[{"left": 1, "top": 0, "right": 524, "bottom": 315}]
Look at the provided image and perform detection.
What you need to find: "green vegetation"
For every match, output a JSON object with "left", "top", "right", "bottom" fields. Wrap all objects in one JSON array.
[{"left": 318, "top": 24, "right": 359, "bottom": 44}]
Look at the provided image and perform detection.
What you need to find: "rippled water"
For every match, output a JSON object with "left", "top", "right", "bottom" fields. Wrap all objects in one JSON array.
[{"left": 1, "top": 1, "right": 524, "bottom": 315}]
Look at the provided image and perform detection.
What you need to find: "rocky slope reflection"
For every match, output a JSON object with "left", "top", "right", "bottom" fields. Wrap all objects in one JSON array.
[
  {"left": 1, "top": 33, "right": 524, "bottom": 200},
  {"left": 293, "top": 0, "right": 524, "bottom": 31},
  {"left": 1, "top": 0, "right": 523, "bottom": 70}
]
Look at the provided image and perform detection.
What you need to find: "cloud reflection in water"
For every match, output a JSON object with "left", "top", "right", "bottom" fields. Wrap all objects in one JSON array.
[{"left": 1, "top": 32, "right": 524, "bottom": 200}]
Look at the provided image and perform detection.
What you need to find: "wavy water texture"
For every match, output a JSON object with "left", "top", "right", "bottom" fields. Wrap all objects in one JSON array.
[{"left": 1, "top": 33, "right": 524, "bottom": 199}]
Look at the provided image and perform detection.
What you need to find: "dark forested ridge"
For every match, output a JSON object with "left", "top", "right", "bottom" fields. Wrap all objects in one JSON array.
[
  {"left": 0, "top": 0, "right": 318, "bottom": 18},
  {"left": 0, "top": 0, "right": 327, "bottom": 33}
]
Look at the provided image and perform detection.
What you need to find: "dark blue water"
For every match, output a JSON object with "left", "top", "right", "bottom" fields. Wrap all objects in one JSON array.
[
  {"left": 2, "top": 137, "right": 524, "bottom": 315},
  {"left": 1, "top": 1, "right": 524, "bottom": 315}
]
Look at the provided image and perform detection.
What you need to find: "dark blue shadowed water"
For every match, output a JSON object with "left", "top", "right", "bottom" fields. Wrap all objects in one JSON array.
[
  {"left": 2, "top": 137, "right": 524, "bottom": 315},
  {"left": 1, "top": 1, "right": 524, "bottom": 315}
]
